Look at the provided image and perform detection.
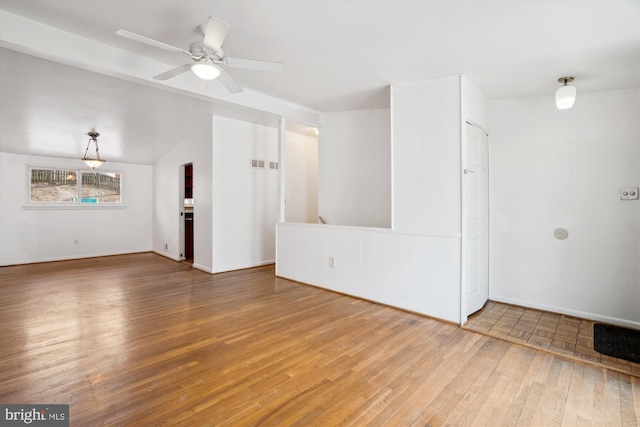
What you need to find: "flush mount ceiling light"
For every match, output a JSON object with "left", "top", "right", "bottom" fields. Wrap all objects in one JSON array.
[
  {"left": 556, "top": 77, "right": 576, "bottom": 110},
  {"left": 82, "top": 131, "right": 106, "bottom": 169},
  {"left": 191, "top": 59, "right": 221, "bottom": 80}
]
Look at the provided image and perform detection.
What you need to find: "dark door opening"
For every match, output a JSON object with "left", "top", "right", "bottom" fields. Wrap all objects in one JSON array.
[{"left": 184, "top": 163, "right": 194, "bottom": 264}]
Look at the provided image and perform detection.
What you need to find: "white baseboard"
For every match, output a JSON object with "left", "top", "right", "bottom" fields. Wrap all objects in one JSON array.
[
  {"left": 192, "top": 263, "right": 213, "bottom": 273},
  {"left": 211, "top": 259, "right": 275, "bottom": 274},
  {"left": 1, "top": 250, "right": 151, "bottom": 267},
  {"left": 151, "top": 253, "right": 273, "bottom": 274},
  {"left": 490, "top": 295, "right": 640, "bottom": 329},
  {"left": 152, "top": 250, "right": 182, "bottom": 262}
]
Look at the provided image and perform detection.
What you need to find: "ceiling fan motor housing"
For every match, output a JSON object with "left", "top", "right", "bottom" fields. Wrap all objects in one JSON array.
[{"left": 190, "top": 42, "right": 223, "bottom": 61}]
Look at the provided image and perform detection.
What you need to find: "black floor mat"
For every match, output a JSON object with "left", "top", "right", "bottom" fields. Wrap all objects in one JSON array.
[{"left": 593, "top": 323, "right": 640, "bottom": 364}]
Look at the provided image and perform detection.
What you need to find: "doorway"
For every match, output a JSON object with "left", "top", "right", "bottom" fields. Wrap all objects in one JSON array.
[
  {"left": 462, "top": 122, "right": 489, "bottom": 319},
  {"left": 182, "top": 163, "right": 194, "bottom": 264}
]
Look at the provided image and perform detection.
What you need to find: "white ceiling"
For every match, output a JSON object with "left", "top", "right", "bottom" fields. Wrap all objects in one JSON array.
[
  {"left": 0, "top": 48, "right": 211, "bottom": 163},
  {"left": 0, "top": 0, "right": 638, "bottom": 164}
]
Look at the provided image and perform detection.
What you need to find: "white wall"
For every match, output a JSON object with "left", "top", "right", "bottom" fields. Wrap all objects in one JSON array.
[
  {"left": 318, "top": 109, "right": 391, "bottom": 228},
  {"left": 285, "top": 131, "right": 318, "bottom": 223},
  {"left": 154, "top": 120, "right": 213, "bottom": 272},
  {"left": 490, "top": 88, "right": 640, "bottom": 327},
  {"left": 392, "top": 77, "right": 461, "bottom": 234},
  {"left": 212, "top": 117, "right": 279, "bottom": 273},
  {"left": 0, "top": 152, "right": 152, "bottom": 265},
  {"left": 276, "top": 223, "right": 461, "bottom": 322},
  {"left": 462, "top": 76, "right": 490, "bottom": 131}
]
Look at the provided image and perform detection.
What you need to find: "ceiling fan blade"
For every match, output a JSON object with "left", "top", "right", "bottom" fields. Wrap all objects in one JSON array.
[
  {"left": 153, "top": 64, "right": 192, "bottom": 80},
  {"left": 216, "top": 69, "right": 243, "bottom": 94},
  {"left": 116, "top": 29, "right": 192, "bottom": 56},
  {"left": 223, "top": 58, "right": 284, "bottom": 73},
  {"left": 203, "top": 17, "right": 230, "bottom": 53}
]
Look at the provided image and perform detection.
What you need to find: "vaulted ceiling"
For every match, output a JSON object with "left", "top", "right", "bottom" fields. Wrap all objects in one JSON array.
[{"left": 0, "top": 0, "right": 638, "bottom": 164}]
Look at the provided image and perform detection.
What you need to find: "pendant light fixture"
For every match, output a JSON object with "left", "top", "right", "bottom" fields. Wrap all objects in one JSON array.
[
  {"left": 82, "top": 131, "right": 106, "bottom": 169},
  {"left": 555, "top": 77, "right": 576, "bottom": 110}
]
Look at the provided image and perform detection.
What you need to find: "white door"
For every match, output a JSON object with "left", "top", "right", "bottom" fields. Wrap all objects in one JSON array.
[{"left": 463, "top": 122, "right": 489, "bottom": 316}]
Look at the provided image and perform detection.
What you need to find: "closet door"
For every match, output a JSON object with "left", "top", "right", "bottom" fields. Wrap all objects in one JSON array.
[{"left": 463, "top": 122, "right": 489, "bottom": 315}]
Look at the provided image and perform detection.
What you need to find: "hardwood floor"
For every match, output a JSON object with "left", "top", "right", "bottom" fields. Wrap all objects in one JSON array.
[
  {"left": 1, "top": 253, "right": 638, "bottom": 426},
  {"left": 463, "top": 300, "right": 640, "bottom": 378}
]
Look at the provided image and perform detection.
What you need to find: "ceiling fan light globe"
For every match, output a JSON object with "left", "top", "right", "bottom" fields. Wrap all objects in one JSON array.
[
  {"left": 555, "top": 85, "right": 576, "bottom": 109},
  {"left": 191, "top": 62, "right": 221, "bottom": 80}
]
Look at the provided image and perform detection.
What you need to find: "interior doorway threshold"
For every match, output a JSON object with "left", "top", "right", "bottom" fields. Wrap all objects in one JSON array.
[{"left": 462, "top": 301, "right": 640, "bottom": 378}]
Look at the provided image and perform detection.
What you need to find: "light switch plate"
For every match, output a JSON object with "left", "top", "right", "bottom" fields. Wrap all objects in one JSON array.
[{"left": 620, "top": 187, "right": 639, "bottom": 200}]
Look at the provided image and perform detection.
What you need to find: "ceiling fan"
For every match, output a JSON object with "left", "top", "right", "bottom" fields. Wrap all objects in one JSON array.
[{"left": 116, "top": 16, "right": 283, "bottom": 94}]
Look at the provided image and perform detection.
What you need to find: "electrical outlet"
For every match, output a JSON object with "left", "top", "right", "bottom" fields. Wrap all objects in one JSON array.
[
  {"left": 329, "top": 257, "right": 335, "bottom": 268},
  {"left": 620, "top": 187, "right": 639, "bottom": 200},
  {"left": 164, "top": 243, "right": 168, "bottom": 250}
]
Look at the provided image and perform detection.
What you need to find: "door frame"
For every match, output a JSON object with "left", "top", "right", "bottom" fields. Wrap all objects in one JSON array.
[{"left": 178, "top": 163, "right": 186, "bottom": 261}]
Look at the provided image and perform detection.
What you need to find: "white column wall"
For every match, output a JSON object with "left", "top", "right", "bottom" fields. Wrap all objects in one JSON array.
[
  {"left": 212, "top": 117, "right": 279, "bottom": 273},
  {"left": 392, "top": 76, "right": 461, "bottom": 234}
]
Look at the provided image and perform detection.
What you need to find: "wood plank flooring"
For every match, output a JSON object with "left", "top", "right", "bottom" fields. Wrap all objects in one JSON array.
[
  {"left": 1, "top": 253, "right": 639, "bottom": 426},
  {"left": 463, "top": 300, "right": 640, "bottom": 378}
]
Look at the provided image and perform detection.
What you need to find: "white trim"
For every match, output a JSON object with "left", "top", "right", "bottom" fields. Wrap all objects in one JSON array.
[
  {"left": 464, "top": 120, "right": 489, "bottom": 136},
  {"left": 212, "top": 259, "right": 275, "bottom": 274},
  {"left": 23, "top": 204, "right": 127, "bottom": 210},
  {"left": 2, "top": 250, "right": 150, "bottom": 267},
  {"left": 389, "top": 84, "right": 396, "bottom": 231},
  {"left": 278, "top": 117, "right": 286, "bottom": 223},
  {"left": 277, "top": 221, "right": 461, "bottom": 239},
  {"left": 490, "top": 295, "right": 640, "bottom": 329},
  {"left": 152, "top": 249, "right": 182, "bottom": 262},
  {"left": 193, "top": 263, "right": 213, "bottom": 273},
  {"left": 459, "top": 77, "right": 466, "bottom": 326}
]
